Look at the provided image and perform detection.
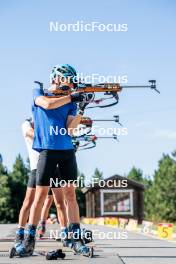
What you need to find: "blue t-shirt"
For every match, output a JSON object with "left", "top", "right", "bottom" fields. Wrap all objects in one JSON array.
[{"left": 32, "top": 88, "right": 77, "bottom": 151}]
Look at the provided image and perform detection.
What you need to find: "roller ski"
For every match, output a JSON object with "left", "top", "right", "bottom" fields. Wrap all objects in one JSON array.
[{"left": 37, "top": 220, "right": 46, "bottom": 238}]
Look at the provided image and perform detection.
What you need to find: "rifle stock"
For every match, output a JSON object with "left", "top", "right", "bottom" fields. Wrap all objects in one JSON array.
[{"left": 45, "top": 83, "right": 122, "bottom": 97}]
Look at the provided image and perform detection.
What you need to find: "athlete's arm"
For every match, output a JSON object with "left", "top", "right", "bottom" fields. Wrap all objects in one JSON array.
[
  {"left": 26, "top": 128, "right": 34, "bottom": 139},
  {"left": 21, "top": 121, "right": 34, "bottom": 139},
  {"left": 35, "top": 95, "right": 71, "bottom": 110},
  {"left": 67, "top": 115, "right": 82, "bottom": 135}
]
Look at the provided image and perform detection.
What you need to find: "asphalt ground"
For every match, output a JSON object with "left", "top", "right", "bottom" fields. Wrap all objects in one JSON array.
[{"left": 0, "top": 224, "right": 176, "bottom": 264}]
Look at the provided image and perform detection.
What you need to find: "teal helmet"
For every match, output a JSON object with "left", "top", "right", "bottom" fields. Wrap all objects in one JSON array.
[{"left": 50, "top": 64, "right": 77, "bottom": 84}]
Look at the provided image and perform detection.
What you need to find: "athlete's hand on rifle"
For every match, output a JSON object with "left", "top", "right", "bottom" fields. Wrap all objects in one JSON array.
[
  {"left": 78, "top": 93, "right": 94, "bottom": 115},
  {"left": 70, "top": 92, "right": 85, "bottom": 103}
]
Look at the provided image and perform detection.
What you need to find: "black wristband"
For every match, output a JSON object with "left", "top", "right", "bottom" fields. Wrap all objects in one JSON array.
[{"left": 78, "top": 110, "right": 84, "bottom": 116}]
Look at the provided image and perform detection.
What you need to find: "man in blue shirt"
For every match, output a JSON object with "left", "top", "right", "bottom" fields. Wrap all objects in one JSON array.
[{"left": 18, "top": 64, "right": 91, "bottom": 256}]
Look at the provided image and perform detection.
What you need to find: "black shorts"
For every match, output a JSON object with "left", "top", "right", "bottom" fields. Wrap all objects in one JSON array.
[
  {"left": 36, "top": 149, "right": 77, "bottom": 186},
  {"left": 27, "top": 167, "right": 62, "bottom": 189},
  {"left": 27, "top": 169, "right": 36, "bottom": 188}
]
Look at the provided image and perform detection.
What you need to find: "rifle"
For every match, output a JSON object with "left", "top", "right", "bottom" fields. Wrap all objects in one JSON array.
[
  {"left": 72, "top": 134, "right": 118, "bottom": 151},
  {"left": 42, "top": 80, "right": 159, "bottom": 108}
]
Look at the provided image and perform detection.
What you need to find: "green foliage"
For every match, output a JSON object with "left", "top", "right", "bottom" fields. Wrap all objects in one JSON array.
[
  {"left": 0, "top": 162, "right": 12, "bottom": 223},
  {"left": 10, "top": 154, "right": 29, "bottom": 221},
  {"left": 127, "top": 166, "right": 153, "bottom": 220},
  {"left": 76, "top": 170, "right": 86, "bottom": 216},
  {"left": 77, "top": 172, "right": 85, "bottom": 188},
  {"left": 7, "top": 154, "right": 29, "bottom": 222},
  {"left": 76, "top": 188, "right": 86, "bottom": 217},
  {"left": 149, "top": 154, "right": 176, "bottom": 222},
  {"left": 127, "top": 154, "right": 176, "bottom": 222},
  {"left": 92, "top": 168, "right": 103, "bottom": 183},
  {"left": 128, "top": 167, "right": 144, "bottom": 183},
  {"left": 0, "top": 150, "right": 176, "bottom": 223}
]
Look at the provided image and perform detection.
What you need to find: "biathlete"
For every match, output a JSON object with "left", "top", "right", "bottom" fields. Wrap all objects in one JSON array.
[
  {"left": 16, "top": 64, "right": 92, "bottom": 257},
  {"left": 13, "top": 118, "right": 39, "bottom": 246},
  {"left": 10, "top": 118, "right": 69, "bottom": 257}
]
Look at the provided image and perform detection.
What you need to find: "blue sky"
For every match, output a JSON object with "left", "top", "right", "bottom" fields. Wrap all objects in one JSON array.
[{"left": 0, "top": 0, "right": 176, "bottom": 180}]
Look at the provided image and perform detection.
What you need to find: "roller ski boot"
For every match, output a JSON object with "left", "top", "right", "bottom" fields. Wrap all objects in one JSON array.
[
  {"left": 60, "top": 227, "right": 72, "bottom": 247},
  {"left": 9, "top": 227, "right": 25, "bottom": 258},
  {"left": 72, "top": 239, "right": 94, "bottom": 257},
  {"left": 15, "top": 227, "right": 25, "bottom": 245},
  {"left": 37, "top": 220, "right": 46, "bottom": 238},
  {"left": 82, "top": 228, "right": 93, "bottom": 244},
  {"left": 69, "top": 224, "right": 94, "bottom": 258},
  {"left": 9, "top": 225, "right": 36, "bottom": 258}
]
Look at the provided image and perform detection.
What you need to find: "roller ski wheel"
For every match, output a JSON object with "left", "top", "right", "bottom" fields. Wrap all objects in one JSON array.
[
  {"left": 9, "top": 246, "right": 16, "bottom": 258},
  {"left": 88, "top": 247, "right": 94, "bottom": 258}
]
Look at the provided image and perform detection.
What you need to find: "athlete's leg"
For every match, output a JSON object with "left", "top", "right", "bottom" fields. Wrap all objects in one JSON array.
[
  {"left": 17, "top": 169, "right": 36, "bottom": 227},
  {"left": 40, "top": 192, "right": 54, "bottom": 221},
  {"left": 20, "top": 150, "right": 56, "bottom": 254},
  {"left": 59, "top": 150, "right": 90, "bottom": 255},
  {"left": 28, "top": 151, "right": 57, "bottom": 226},
  {"left": 18, "top": 169, "right": 37, "bottom": 227},
  {"left": 28, "top": 186, "right": 49, "bottom": 225},
  {"left": 51, "top": 188, "right": 68, "bottom": 228},
  {"left": 37, "top": 189, "right": 54, "bottom": 238},
  {"left": 18, "top": 187, "right": 35, "bottom": 227},
  {"left": 63, "top": 184, "right": 80, "bottom": 224},
  {"left": 13, "top": 170, "right": 36, "bottom": 247},
  {"left": 59, "top": 150, "right": 79, "bottom": 224}
]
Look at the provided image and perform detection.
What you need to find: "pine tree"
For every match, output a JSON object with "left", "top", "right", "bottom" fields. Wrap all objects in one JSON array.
[
  {"left": 92, "top": 168, "right": 103, "bottom": 184},
  {"left": 76, "top": 170, "right": 86, "bottom": 216},
  {"left": 77, "top": 172, "right": 85, "bottom": 188},
  {"left": 151, "top": 154, "right": 176, "bottom": 222},
  {"left": 0, "top": 154, "right": 12, "bottom": 223},
  {"left": 127, "top": 166, "right": 154, "bottom": 220},
  {"left": 8, "top": 154, "right": 29, "bottom": 222},
  {"left": 128, "top": 167, "right": 144, "bottom": 183}
]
